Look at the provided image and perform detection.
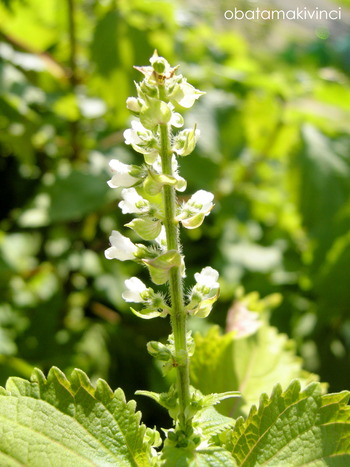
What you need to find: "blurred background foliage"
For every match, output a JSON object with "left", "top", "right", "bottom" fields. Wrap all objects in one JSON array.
[{"left": 0, "top": 0, "right": 350, "bottom": 428}]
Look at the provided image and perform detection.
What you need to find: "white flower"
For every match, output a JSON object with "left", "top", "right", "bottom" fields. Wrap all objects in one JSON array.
[
  {"left": 107, "top": 159, "right": 139, "bottom": 189},
  {"left": 177, "top": 190, "right": 214, "bottom": 229},
  {"left": 124, "top": 120, "right": 147, "bottom": 145},
  {"left": 118, "top": 188, "right": 150, "bottom": 214},
  {"left": 195, "top": 267, "right": 219, "bottom": 290},
  {"left": 188, "top": 190, "right": 214, "bottom": 213},
  {"left": 122, "top": 277, "right": 147, "bottom": 302},
  {"left": 123, "top": 120, "right": 159, "bottom": 162},
  {"left": 104, "top": 230, "right": 137, "bottom": 261},
  {"left": 169, "top": 79, "right": 205, "bottom": 108}
]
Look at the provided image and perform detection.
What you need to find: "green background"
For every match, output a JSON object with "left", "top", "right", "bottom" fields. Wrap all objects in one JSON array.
[{"left": 0, "top": 0, "right": 349, "bottom": 428}]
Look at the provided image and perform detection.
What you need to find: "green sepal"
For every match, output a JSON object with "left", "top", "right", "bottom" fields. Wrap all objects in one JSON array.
[
  {"left": 147, "top": 341, "right": 173, "bottom": 361},
  {"left": 180, "top": 212, "right": 206, "bottom": 229},
  {"left": 143, "top": 151, "right": 159, "bottom": 165},
  {"left": 187, "top": 290, "right": 220, "bottom": 318},
  {"left": 130, "top": 307, "right": 168, "bottom": 320},
  {"left": 140, "top": 98, "right": 172, "bottom": 130},
  {"left": 143, "top": 172, "right": 178, "bottom": 195},
  {"left": 175, "top": 176, "right": 187, "bottom": 192},
  {"left": 125, "top": 217, "right": 162, "bottom": 241},
  {"left": 143, "top": 250, "right": 181, "bottom": 285}
]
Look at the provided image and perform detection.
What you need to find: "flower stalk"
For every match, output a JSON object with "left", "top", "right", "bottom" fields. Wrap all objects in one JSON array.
[
  {"left": 104, "top": 52, "right": 238, "bottom": 448},
  {"left": 158, "top": 112, "right": 191, "bottom": 431}
]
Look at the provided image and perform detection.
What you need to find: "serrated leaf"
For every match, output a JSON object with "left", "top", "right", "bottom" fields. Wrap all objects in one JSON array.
[
  {"left": 195, "top": 406, "right": 235, "bottom": 440},
  {"left": 226, "top": 380, "right": 350, "bottom": 466},
  {"left": 0, "top": 367, "right": 156, "bottom": 466},
  {"left": 190, "top": 325, "right": 319, "bottom": 418},
  {"left": 161, "top": 446, "right": 237, "bottom": 466}
]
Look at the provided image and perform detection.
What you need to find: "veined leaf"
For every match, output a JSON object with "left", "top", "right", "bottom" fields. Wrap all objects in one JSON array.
[
  {"left": 226, "top": 380, "right": 350, "bottom": 466},
  {"left": 161, "top": 446, "right": 237, "bottom": 466},
  {"left": 195, "top": 406, "right": 235, "bottom": 441},
  {"left": 0, "top": 367, "right": 157, "bottom": 466},
  {"left": 190, "top": 325, "right": 319, "bottom": 418}
]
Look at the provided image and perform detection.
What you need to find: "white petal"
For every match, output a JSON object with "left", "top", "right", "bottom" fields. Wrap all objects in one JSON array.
[
  {"left": 118, "top": 188, "right": 150, "bottom": 214},
  {"left": 107, "top": 160, "right": 139, "bottom": 188},
  {"left": 190, "top": 190, "right": 214, "bottom": 212},
  {"left": 126, "top": 276, "right": 147, "bottom": 293},
  {"left": 105, "top": 230, "right": 137, "bottom": 261},
  {"left": 122, "top": 277, "right": 147, "bottom": 302},
  {"left": 195, "top": 266, "right": 219, "bottom": 289},
  {"left": 123, "top": 128, "right": 142, "bottom": 146}
]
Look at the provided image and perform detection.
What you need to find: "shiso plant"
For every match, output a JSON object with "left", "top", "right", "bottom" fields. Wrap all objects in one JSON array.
[{"left": 0, "top": 53, "right": 350, "bottom": 466}]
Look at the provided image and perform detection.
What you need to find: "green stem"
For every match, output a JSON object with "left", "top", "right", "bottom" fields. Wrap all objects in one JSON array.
[{"left": 158, "top": 89, "right": 191, "bottom": 432}]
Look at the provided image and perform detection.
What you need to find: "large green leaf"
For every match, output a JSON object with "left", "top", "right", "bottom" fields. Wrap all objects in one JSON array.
[
  {"left": 0, "top": 367, "right": 156, "bottom": 466},
  {"left": 190, "top": 325, "right": 318, "bottom": 418},
  {"left": 226, "top": 380, "right": 350, "bottom": 466}
]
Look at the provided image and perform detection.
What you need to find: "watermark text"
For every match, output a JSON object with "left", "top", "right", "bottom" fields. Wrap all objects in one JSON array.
[{"left": 224, "top": 7, "right": 342, "bottom": 21}]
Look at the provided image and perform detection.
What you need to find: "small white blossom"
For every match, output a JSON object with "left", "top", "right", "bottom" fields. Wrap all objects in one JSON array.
[
  {"left": 122, "top": 277, "right": 147, "bottom": 302},
  {"left": 118, "top": 188, "right": 150, "bottom": 214},
  {"left": 169, "top": 79, "right": 205, "bottom": 108},
  {"left": 188, "top": 190, "right": 214, "bottom": 213},
  {"left": 123, "top": 120, "right": 159, "bottom": 162},
  {"left": 107, "top": 159, "right": 139, "bottom": 189},
  {"left": 177, "top": 190, "right": 214, "bottom": 229},
  {"left": 124, "top": 120, "right": 147, "bottom": 146},
  {"left": 104, "top": 230, "right": 137, "bottom": 261},
  {"left": 195, "top": 267, "right": 219, "bottom": 290}
]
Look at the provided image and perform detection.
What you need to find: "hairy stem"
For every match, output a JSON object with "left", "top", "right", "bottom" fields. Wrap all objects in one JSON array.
[{"left": 158, "top": 89, "right": 191, "bottom": 432}]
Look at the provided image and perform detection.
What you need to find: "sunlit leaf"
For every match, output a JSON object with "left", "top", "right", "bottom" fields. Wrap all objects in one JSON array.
[
  {"left": 226, "top": 381, "right": 350, "bottom": 466},
  {"left": 0, "top": 367, "right": 156, "bottom": 466}
]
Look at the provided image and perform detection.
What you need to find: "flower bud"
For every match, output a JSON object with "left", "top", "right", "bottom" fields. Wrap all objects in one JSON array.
[{"left": 126, "top": 97, "right": 143, "bottom": 113}]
